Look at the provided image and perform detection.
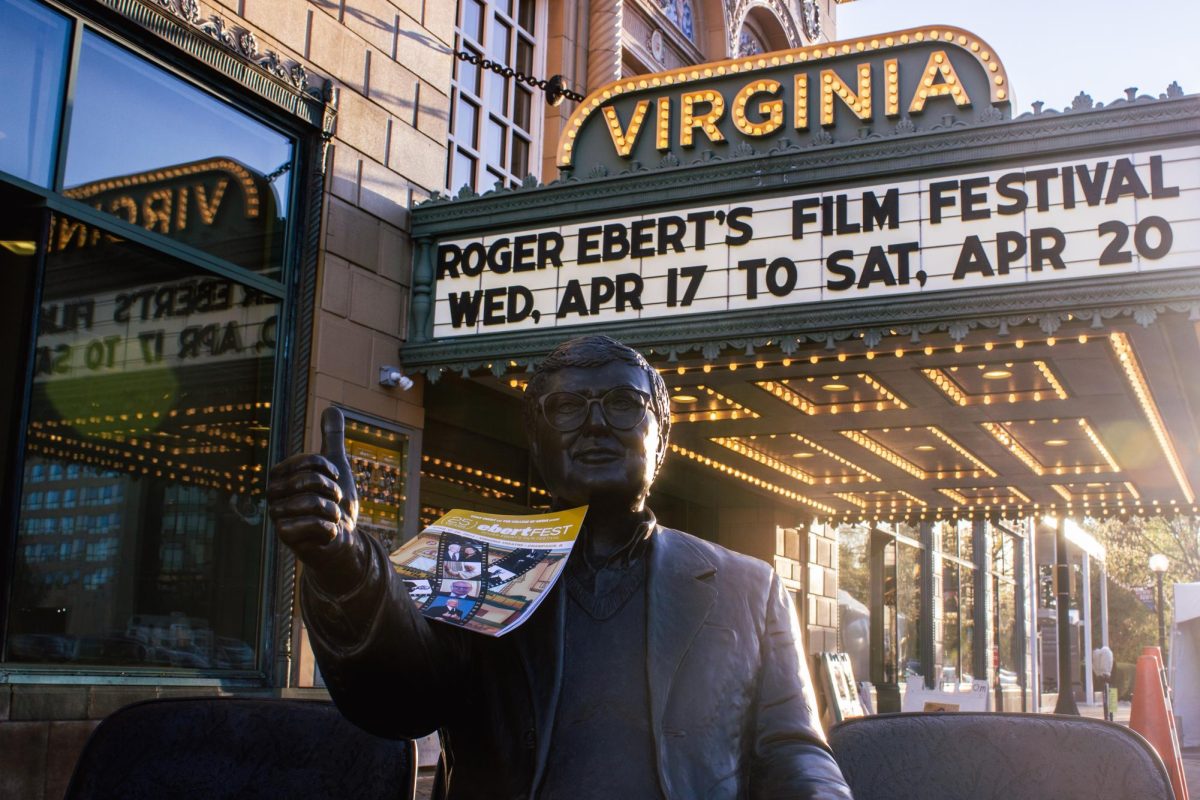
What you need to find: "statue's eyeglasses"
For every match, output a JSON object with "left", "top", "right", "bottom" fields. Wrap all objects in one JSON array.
[{"left": 538, "top": 386, "right": 653, "bottom": 432}]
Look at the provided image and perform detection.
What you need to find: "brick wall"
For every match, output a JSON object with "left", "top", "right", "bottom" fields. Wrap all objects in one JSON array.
[{"left": 805, "top": 523, "right": 839, "bottom": 658}]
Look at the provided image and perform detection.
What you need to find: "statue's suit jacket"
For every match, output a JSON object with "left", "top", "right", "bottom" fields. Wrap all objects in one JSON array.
[{"left": 303, "top": 525, "right": 852, "bottom": 800}]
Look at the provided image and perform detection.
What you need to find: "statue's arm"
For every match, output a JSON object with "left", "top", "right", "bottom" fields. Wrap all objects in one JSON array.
[
  {"left": 268, "top": 408, "right": 468, "bottom": 739},
  {"left": 750, "top": 574, "right": 853, "bottom": 799},
  {"left": 300, "top": 534, "right": 469, "bottom": 739}
]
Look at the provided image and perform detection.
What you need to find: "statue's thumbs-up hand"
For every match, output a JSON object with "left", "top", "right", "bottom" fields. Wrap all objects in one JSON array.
[
  {"left": 318, "top": 405, "right": 360, "bottom": 531},
  {"left": 268, "top": 407, "right": 363, "bottom": 585}
]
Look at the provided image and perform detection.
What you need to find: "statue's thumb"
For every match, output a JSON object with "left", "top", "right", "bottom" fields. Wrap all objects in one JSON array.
[
  {"left": 320, "top": 406, "right": 348, "bottom": 466},
  {"left": 320, "top": 406, "right": 357, "bottom": 516}
]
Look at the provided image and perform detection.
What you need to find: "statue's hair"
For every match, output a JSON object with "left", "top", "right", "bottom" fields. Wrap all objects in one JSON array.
[{"left": 523, "top": 335, "right": 670, "bottom": 460}]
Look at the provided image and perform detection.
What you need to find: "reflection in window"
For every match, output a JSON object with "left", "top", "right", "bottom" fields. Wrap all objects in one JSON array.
[
  {"left": 939, "top": 520, "right": 976, "bottom": 685},
  {"left": 62, "top": 31, "right": 293, "bottom": 277},
  {"left": 837, "top": 524, "right": 870, "bottom": 685},
  {"left": 992, "top": 527, "right": 1020, "bottom": 679},
  {"left": 897, "top": 541, "right": 922, "bottom": 682},
  {"left": 448, "top": 0, "right": 539, "bottom": 194},
  {"left": 345, "top": 416, "right": 412, "bottom": 554},
  {"left": 6, "top": 212, "right": 277, "bottom": 670},
  {"left": 0, "top": 0, "right": 71, "bottom": 186}
]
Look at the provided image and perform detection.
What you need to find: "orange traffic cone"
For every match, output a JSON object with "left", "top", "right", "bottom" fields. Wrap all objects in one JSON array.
[
  {"left": 1143, "top": 646, "right": 1189, "bottom": 800},
  {"left": 1130, "top": 651, "right": 1189, "bottom": 800}
]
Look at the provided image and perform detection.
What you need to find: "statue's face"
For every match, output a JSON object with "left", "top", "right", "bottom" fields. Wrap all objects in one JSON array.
[{"left": 531, "top": 361, "right": 663, "bottom": 510}]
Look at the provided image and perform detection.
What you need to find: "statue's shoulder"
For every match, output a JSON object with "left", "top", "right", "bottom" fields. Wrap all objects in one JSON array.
[{"left": 653, "top": 526, "right": 773, "bottom": 583}]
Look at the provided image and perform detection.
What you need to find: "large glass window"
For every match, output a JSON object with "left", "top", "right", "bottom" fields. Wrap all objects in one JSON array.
[
  {"left": 62, "top": 30, "right": 293, "bottom": 277},
  {"left": 448, "top": 0, "right": 540, "bottom": 194},
  {"left": 939, "top": 520, "right": 976, "bottom": 684},
  {"left": 880, "top": 529, "right": 923, "bottom": 687},
  {"left": 6, "top": 212, "right": 277, "bottom": 669},
  {"left": 992, "top": 526, "right": 1020, "bottom": 679},
  {"left": 897, "top": 539, "right": 923, "bottom": 682},
  {"left": 660, "top": 0, "right": 697, "bottom": 42},
  {"left": 1, "top": 2, "right": 300, "bottom": 674},
  {"left": 837, "top": 524, "right": 870, "bottom": 686},
  {"left": 0, "top": 0, "right": 71, "bottom": 186}
]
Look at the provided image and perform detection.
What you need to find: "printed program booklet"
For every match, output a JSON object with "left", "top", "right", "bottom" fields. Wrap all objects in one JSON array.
[{"left": 388, "top": 506, "right": 587, "bottom": 637}]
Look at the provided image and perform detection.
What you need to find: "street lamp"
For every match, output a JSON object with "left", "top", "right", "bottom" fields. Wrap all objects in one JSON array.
[{"left": 1149, "top": 553, "right": 1169, "bottom": 654}]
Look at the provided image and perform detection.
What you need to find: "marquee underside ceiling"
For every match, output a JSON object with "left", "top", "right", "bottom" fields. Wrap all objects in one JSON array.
[
  {"left": 464, "top": 312, "right": 1200, "bottom": 524},
  {"left": 644, "top": 315, "right": 1200, "bottom": 522}
]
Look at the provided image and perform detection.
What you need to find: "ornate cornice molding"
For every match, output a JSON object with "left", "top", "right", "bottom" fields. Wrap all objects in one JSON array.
[{"left": 98, "top": 0, "right": 334, "bottom": 130}]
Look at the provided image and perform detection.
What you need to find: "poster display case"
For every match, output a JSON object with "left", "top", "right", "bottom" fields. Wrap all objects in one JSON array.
[{"left": 342, "top": 411, "right": 422, "bottom": 552}]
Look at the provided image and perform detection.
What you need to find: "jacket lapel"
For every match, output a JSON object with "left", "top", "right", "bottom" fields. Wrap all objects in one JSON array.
[{"left": 646, "top": 527, "right": 718, "bottom": 743}]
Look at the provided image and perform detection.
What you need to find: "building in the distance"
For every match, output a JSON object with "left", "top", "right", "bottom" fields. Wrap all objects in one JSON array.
[{"left": 3, "top": 0, "right": 1198, "bottom": 794}]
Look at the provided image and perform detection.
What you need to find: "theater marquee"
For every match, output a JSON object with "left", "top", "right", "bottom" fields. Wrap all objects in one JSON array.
[
  {"left": 405, "top": 27, "right": 1200, "bottom": 368},
  {"left": 431, "top": 146, "right": 1196, "bottom": 338}
]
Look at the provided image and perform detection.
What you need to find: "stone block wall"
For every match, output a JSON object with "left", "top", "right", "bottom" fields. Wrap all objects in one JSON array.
[{"left": 805, "top": 523, "right": 839, "bottom": 658}]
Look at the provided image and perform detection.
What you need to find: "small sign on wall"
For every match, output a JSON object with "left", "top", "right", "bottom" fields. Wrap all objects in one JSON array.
[{"left": 820, "top": 651, "right": 867, "bottom": 726}]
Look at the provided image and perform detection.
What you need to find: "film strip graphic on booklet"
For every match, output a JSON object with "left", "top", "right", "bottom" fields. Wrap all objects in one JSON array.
[{"left": 388, "top": 507, "right": 587, "bottom": 636}]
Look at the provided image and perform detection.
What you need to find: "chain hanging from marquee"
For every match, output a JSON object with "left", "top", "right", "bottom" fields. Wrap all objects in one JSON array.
[{"left": 453, "top": 49, "right": 585, "bottom": 106}]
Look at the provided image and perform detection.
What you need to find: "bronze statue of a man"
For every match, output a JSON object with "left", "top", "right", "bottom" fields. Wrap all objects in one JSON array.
[{"left": 268, "top": 334, "right": 851, "bottom": 799}]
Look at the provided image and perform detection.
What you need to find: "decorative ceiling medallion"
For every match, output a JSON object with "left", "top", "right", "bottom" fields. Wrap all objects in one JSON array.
[
  {"left": 756, "top": 373, "right": 908, "bottom": 415},
  {"left": 668, "top": 442, "right": 836, "bottom": 514},
  {"left": 1109, "top": 331, "right": 1195, "bottom": 503},
  {"left": 923, "top": 360, "right": 1069, "bottom": 406},
  {"left": 669, "top": 384, "right": 759, "bottom": 423},
  {"left": 981, "top": 418, "right": 1121, "bottom": 477},
  {"left": 650, "top": 29, "right": 666, "bottom": 64},
  {"left": 938, "top": 486, "right": 1032, "bottom": 507}
]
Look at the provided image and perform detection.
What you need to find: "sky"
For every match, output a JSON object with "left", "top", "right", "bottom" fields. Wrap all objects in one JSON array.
[{"left": 837, "top": 0, "right": 1199, "bottom": 113}]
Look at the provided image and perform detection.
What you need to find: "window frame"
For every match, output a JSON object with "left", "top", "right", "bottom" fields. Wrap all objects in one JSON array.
[
  {"left": 0, "top": 0, "right": 327, "bottom": 686},
  {"left": 446, "top": 0, "right": 547, "bottom": 194}
]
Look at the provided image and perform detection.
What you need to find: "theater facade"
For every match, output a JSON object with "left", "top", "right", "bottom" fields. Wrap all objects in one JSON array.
[
  {"left": 403, "top": 31, "right": 1200, "bottom": 713},
  {"left": 1, "top": 0, "right": 1197, "bottom": 789}
]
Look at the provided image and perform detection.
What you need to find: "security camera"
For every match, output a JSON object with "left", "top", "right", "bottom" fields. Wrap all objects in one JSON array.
[{"left": 379, "top": 366, "right": 414, "bottom": 390}]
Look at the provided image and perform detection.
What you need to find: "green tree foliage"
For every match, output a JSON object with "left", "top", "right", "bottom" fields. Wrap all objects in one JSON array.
[
  {"left": 1091, "top": 568, "right": 1158, "bottom": 667},
  {"left": 1086, "top": 515, "right": 1199, "bottom": 663}
]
